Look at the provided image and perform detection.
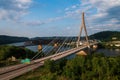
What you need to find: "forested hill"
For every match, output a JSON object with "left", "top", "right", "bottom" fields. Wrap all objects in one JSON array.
[
  {"left": 90, "top": 31, "right": 120, "bottom": 41},
  {"left": 1, "top": 31, "right": 120, "bottom": 45},
  {"left": 0, "top": 35, "right": 29, "bottom": 45}
]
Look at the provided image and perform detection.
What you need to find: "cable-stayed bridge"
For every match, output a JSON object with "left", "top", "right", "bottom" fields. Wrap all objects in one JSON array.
[{"left": 0, "top": 12, "right": 99, "bottom": 80}]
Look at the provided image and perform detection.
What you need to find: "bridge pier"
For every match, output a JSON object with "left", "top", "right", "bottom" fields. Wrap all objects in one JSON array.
[
  {"left": 76, "top": 50, "right": 87, "bottom": 56},
  {"left": 54, "top": 43, "right": 58, "bottom": 48},
  {"left": 76, "top": 47, "right": 91, "bottom": 56},
  {"left": 38, "top": 45, "right": 42, "bottom": 51},
  {"left": 92, "top": 45, "right": 98, "bottom": 50},
  {"left": 76, "top": 44, "right": 98, "bottom": 56}
]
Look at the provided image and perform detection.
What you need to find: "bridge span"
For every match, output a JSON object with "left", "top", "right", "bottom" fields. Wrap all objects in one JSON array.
[
  {"left": 0, "top": 12, "right": 99, "bottom": 80},
  {"left": 0, "top": 42, "right": 98, "bottom": 80}
]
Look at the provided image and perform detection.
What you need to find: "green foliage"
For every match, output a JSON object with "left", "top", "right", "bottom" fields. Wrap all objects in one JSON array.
[
  {"left": 44, "top": 60, "right": 56, "bottom": 73},
  {"left": 0, "top": 45, "right": 35, "bottom": 60},
  {"left": 90, "top": 31, "right": 120, "bottom": 41},
  {"left": 40, "top": 73, "right": 57, "bottom": 80},
  {"left": 14, "top": 54, "right": 120, "bottom": 80},
  {"left": 0, "top": 35, "right": 29, "bottom": 45}
]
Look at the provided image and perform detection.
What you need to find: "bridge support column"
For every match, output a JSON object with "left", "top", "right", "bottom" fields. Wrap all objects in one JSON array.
[
  {"left": 76, "top": 47, "right": 91, "bottom": 56},
  {"left": 38, "top": 45, "right": 42, "bottom": 51},
  {"left": 77, "top": 12, "right": 90, "bottom": 49},
  {"left": 92, "top": 45, "right": 98, "bottom": 50},
  {"left": 54, "top": 43, "right": 58, "bottom": 48},
  {"left": 76, "top": 50, "right": 87, "bottom": 56}
]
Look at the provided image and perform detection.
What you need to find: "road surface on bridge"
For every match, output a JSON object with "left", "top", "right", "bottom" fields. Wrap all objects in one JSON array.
[{"left": 0, "top": 42, "right": 98, "bottom": 80}]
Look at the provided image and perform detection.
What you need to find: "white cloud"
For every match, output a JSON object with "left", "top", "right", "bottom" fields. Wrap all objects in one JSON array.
[
  {"left": 85, "top": 0, "right": 119, "bottom": 17},
  {"left": 80, "top": 0, "right": 120, "bottom": 32},
  {"left": 21, "top": 21, "right": 44, "bottom": 26},
  {"left": 16, "top": 0, "right": 32, "bottom": 9},
  {"left": 0, "top": 9, "right": 7, "bottom": 19},
  {"left": 17, "top": 0, "right": 32, "bottom": 3},
  {"left": 62, "top": 0, "right": 120, "bottom": 34},
  {"left": 21, "top": 16, "right": 68, "bottom": 26},
  {"left": 64, "top": 0, "right": 120, "bottom": 20},
  {"left": 0, "top": 0, "right": 32, "bottom": 21},
  {"left": 71, "top": 5, "right": 77, "bottom": 9},
  {"left": 65, "top": 8, "right": 69, "bottom": 11}
]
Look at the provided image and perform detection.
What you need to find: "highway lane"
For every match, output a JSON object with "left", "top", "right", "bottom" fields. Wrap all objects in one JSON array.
[
  {"left": 0, "top": 64, "right": 28, "bottom": 74},
  {"left": 0, "top": 48, "right": 80, "bottom": 80},
  {"left": 0, "top": 61, "right": 44, "bottom": 80},
  {"left": 0, "top": 42, "right": 98, "bottom": 80}
]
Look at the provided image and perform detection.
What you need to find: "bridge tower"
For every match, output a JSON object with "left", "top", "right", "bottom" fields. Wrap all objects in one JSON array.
[{"left": 77, "top": 12, "right": 90, "bottom": 48}]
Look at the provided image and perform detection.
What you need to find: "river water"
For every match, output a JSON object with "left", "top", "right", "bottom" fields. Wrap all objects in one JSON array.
[
  {"left": 8, "top": 42, "right": 120, "bottom": 57},
  {"left": 97, "top": 49, "right": 120, "bottom": 56},
  {"left": 25, "top": 47, "right": 120, "bottom": 57}
]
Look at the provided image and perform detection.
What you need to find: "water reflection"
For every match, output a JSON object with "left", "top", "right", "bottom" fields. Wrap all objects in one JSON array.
[
  {"left": 115, "top": 49, "right": 120, "bottom": 52},
  {"left": 8, "top": 42, "right": 120, "bottom": 57},
  {"left": 8, "top": 42, "right": 25, "bottom": 46},
  {"left": 97, "top": 49, "right": 120, "bottom": 56},
  {"left": 26, "top": 45, "right": 53, "bottom": 53}
]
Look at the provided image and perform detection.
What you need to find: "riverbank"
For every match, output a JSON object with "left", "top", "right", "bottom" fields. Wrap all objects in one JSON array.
[
  {"left": 0, "top": 45, "right": 35, "bottom": 67},
  {"left": 99, "top": 42, "right": 120, "bottom": 49}
]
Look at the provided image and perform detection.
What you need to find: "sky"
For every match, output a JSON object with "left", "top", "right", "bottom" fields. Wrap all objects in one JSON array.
[{"left": 0, "top": 0, "right": 120, "bottom": 38}]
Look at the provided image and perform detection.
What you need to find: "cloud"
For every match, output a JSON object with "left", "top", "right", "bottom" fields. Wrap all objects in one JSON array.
[
  {"left": 78, "top": 0, "right": 120, "bottom": 32},
  {"left": 64, "top": 1, "right": 120, "bottom": 23},
  {"left": 88, "top": 0, "right": 120, "bottom": 20},
  {"left": 65, "top": 4, "right": 79, "bottom": 11},
  {"left": 106, "top": 5, "right": 120, "bottom": 24},
  {"left": 64, "top": 2, "right": 95, "bottom": 19},
  {"left": 48, "top": 0, "right": 120, "bottom": 35},
  {"left": 89, "top": 0, "right": 120, "bottom": 12},
  {"left": 19, "top": 16, "right": 68, "bottom": 26},
  {"left": 1, "top": 0, "right": 119, "bottom": 32},
  {"left": 39, "top": 0, "right": 120, "bottom": 33},
  {"left": 0, "top": 0, "right": 32, "bottom": 21},
  {"left": 20, "top": 21, "right": 45, "bottom": 26}
]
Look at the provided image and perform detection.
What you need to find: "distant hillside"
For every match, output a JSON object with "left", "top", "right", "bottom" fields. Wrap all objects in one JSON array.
[
  {"left": 0, "top": 35, "right": 29, "bottom": 45},
  {"left": 1, "top": 31, "right": 119, "bottom": 45},
  {"left": 90, "top": 31, "right": 120, "bottom": 41}
]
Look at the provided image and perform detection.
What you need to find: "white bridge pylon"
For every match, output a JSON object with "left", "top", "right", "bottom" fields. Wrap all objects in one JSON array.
[{"left": 77, "top": 12, "right": 90, "bottom": 48}]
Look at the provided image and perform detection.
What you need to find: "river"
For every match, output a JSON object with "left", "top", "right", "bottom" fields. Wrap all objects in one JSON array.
[
  {"left": 8, "top": 42, "right": 120, "bottom": 57},
  {"left": 97, "top": 49, "right": 120, "bottom": 56},
  {"left": 26, "top": 46, "right": 120, "bottom": 57}
]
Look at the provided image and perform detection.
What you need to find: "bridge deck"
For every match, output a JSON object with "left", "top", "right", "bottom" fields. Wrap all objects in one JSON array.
[{"left": 0, "top": 42, "right": 98, "bottom": 80}]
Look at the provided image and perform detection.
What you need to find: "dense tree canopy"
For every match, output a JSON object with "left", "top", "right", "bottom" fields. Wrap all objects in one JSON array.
[
  {"left": 0, "top": 45, "right": 35, "bottom": 60},
  {"left": 90, "top": 31, "right": 120, "bottom": 41},
  {"left": 14, "top": 54, "right": 120, "bottom": 80},
  {"left": 0, "top": 35, "right": 29, "bottom": 45}
]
